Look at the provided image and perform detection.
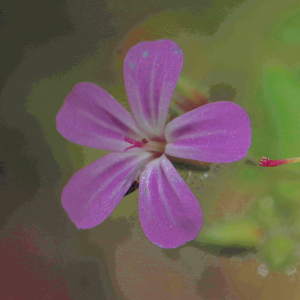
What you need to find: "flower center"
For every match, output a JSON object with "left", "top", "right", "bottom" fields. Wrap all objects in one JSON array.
[{"left": 123, "top": 136, "right": 166, "bottom": 153}]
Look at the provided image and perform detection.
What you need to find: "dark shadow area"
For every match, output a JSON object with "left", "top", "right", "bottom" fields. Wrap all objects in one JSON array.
[
  {"left": 172, "top": 160, "right": 211, "bottom": 173},
  {"left": 209, "top": 83, "right": 237, "bottom": 103},
  {"left": 189, "top": 241, "right": 257, "bottom": 258}
]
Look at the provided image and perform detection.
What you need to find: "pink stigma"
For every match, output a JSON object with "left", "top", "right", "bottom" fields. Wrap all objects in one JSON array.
[{"left": 124, "top": 136, "right": 148, "bottom": 151}]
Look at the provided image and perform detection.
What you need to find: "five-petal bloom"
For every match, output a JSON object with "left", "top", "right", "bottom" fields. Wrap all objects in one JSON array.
[{"left": 56, "top": 39, "right": 251, "bottom": 248}]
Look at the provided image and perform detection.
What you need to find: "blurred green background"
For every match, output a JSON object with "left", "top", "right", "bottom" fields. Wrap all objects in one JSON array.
[{"left": 2, "top": 0, "right": 300, "bottom": 299}]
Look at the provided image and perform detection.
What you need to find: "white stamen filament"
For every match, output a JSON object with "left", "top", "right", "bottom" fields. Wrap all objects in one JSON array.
[{"left": 144, "top": 141, "right": 166, "bottom": 153}]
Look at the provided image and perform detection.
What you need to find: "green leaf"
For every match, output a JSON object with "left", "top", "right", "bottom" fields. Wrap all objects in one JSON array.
[
  {"left": 195, "top": 219, "right": 262, "bottom": 248},
  {"left": 262, "top": 63, "right": 300, "bottom": 160},
  {"left": 249, "top": 62, "right": 300, "bottom": 169}
]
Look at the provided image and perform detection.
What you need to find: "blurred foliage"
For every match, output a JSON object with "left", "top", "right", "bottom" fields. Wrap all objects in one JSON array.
[
  {"left": 279, "top": 180, "right": 300, "bottom": 200},
  {"left": 261, "top": 235, "right": 296, "bottom": 272},
  {"left": 5, "top": 0, "right": 300, "bottom": 277},
  {"left": 262, "top": 64, "right": 300, "bottom": 159},
  {"left": 271, "top": 5, "right": 300, "bottom": 45},
  {"left": 195, "top": 219, "right": 262, "bottom": 248}
]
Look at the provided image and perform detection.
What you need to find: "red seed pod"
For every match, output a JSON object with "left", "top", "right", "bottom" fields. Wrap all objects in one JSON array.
[{"left": 259, "top": 156, "right": 300, "bottom": 167}]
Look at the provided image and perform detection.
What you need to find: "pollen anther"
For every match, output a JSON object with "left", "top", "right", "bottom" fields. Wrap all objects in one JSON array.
[{"left": 124, "top": 136, "right": 148, "bottom": 151}]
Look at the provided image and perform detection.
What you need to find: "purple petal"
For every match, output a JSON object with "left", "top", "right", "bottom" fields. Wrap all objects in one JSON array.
[
  {"left": 139, "top": 154, "right": 202, "bottom": 248},
  {"left": 165, "top": 101, "right": 251, "bottom": 163},
  {"left": 62, "top": 151, "right": 153, "bottom": 229},
  {"left": 124, "top": 40, "right": 183, "bottom": 138},
  {"left": 56, "top": 82, "right": 143, "bottom": 152}
]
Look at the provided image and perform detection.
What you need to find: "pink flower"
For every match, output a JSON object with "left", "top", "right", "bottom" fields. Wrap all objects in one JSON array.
[{"left": 56, "top": 40, "right": 251, "bottom": 248}]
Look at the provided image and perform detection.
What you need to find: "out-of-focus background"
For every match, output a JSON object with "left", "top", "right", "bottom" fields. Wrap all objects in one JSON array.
[{"left": 2, "top": 0, "right": 300, "bottom": 299}]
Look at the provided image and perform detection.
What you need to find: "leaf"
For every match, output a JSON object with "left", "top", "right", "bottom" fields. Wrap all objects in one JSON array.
[{"left": 195, "top": 219, "right": 262, "bottom": 248}]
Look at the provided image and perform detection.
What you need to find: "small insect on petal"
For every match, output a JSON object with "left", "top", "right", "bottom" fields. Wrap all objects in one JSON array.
[{"left": 124, "top": 180, "right": 139, "bottom": 196}]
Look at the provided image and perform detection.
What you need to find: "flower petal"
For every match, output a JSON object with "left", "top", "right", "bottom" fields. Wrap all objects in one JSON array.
[
  {"left": 56, "top": 82, "right": 143, "bottom": 151},
  {"left": 165, "top": 101, "right": 251, "bottom": 163},
  {"left": 139, "top": 154, "right": 202, "bottom": 248},
  {"left": 62, "top": 151, "right": 153, "bottom": 229},
  {"left": 124, "top": 40, "right": 183, "bottom": 138}
]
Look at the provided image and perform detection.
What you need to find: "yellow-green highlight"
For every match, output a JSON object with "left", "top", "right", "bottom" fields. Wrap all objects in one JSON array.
[{"left": 195, "top": 219, "right": 262, "bottom": 248}]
